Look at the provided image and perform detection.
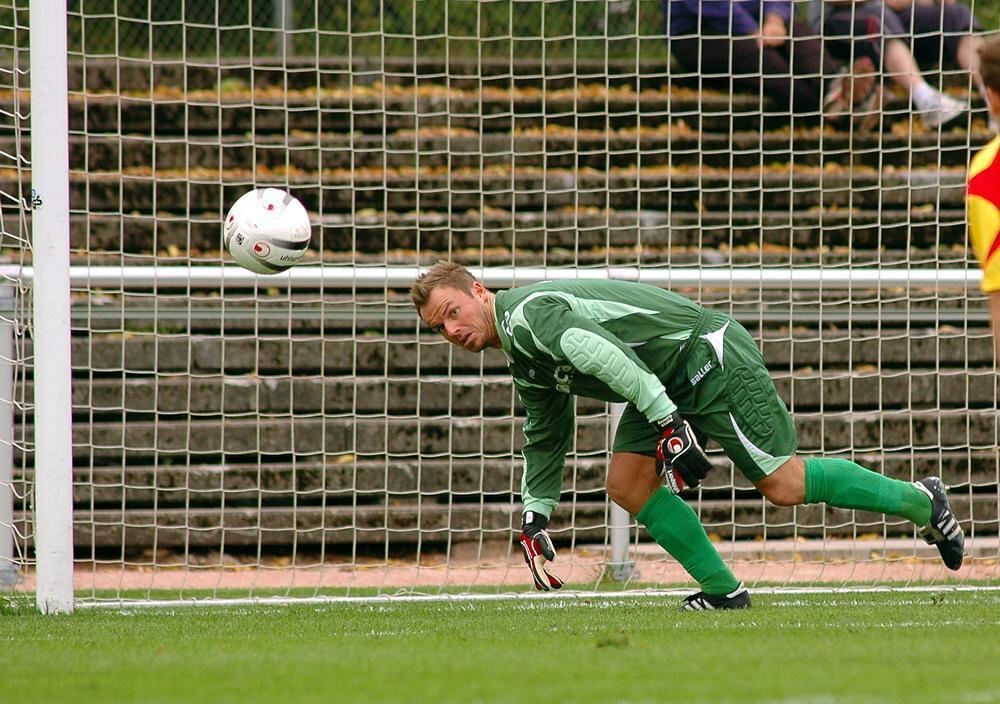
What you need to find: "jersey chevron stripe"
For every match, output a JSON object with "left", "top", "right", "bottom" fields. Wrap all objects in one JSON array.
[{"left": 504, "top": 290, "right": 569, "bottom": 357}]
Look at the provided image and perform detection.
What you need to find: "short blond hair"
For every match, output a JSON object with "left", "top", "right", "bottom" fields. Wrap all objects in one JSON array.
[
  {"left": 980, "top": 34, "right": 1000, "bottom": 93},
  {"left": 409, "top": 261, "right": 479, "bottom": 311}
]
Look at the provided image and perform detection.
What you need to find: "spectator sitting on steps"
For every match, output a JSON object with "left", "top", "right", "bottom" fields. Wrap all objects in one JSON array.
[
  {"left": 663, "top": 0, "right": 880, "bottom": 128},
  {"left": 812, "top": 0, "right": 987, "bottom": 129}
]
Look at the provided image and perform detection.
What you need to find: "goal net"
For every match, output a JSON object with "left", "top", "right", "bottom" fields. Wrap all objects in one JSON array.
[{"left": 3, "top": 0, "right": 998, "bottom": 606}]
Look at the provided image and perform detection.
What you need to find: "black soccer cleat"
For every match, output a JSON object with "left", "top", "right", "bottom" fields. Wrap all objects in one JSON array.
[
  {"left": 681, "top": 582, "right": 751, "bottom": 611},
  {"left": 914, "top": 476, "right": 965, "bottom": 571}
]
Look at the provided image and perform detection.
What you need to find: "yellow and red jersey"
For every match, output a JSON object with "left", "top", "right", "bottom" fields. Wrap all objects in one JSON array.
[{"left": 968, "top": 135, "right": 1000, "bottom": 293}]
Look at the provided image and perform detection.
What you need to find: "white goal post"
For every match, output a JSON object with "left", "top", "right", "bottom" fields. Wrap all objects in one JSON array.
[{"left": 28, "top": 0, "right": 73, "bottom": 614}]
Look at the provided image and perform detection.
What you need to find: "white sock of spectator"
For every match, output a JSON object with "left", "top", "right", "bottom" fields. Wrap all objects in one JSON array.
[{"left": 911, "top": 81, "right": 939, "bottom": 111}]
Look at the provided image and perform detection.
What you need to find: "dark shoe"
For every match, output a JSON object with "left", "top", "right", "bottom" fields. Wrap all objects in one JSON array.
[
  {"left": 824, "top": 56, "right": 881, "bottom": 132},
  {"left": 914, "top": 477, "right": 965, "bottom": 570},
  {"left": 681, "top": 582, "right": 751, "bottom": 611}
]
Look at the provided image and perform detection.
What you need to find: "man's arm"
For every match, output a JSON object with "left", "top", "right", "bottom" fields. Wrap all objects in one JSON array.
[
  {"left": 516, "top": 382, "right": 575, "bottom": 520},
  {"left": 514, "top": 382, "right": 574, "bottom": 591}
]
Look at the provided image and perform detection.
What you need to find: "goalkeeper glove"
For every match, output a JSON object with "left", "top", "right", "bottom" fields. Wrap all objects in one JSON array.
[
  {"left": 519, "top": 511, "right": 563, "bottom": 591},
  {"left": 655, "top": 413, "right": 712, "bottom": 493}
]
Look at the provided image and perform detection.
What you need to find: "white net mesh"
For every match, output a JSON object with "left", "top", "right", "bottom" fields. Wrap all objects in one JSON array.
[
  {"left": 3, "top": 0, "right": 998, "bottom": 603},
  {"left": 0, "top": 0, "right": 31, "bottom": 590}
]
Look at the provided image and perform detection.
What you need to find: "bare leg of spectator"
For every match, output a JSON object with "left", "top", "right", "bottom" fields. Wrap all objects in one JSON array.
[
  {"left": 883, "top": 38, "right": 925, "bottom": 94},
  {"left": 824, "top": 2, "right": 969, "bottom": 128},
  {"left": 900, "top": 1, "right": 981, "bottom": 126},
  {"left": 884, "top": 39, "right": 967, "bottom": 128},
  {"left": 956, "top": 35, "right": 984, "bottom": 77}
]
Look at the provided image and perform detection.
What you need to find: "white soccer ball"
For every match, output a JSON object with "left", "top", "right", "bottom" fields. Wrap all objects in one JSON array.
[{"left": 224, "top": 188, "right": 312, "bottom": 275}]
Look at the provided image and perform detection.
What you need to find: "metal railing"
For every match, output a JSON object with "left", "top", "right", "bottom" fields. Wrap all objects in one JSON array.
[{"left": 2, "top": 264, "right": 984, "bottom": 290}]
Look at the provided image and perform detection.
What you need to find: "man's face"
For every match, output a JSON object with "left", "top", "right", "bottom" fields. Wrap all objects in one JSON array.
[{"left": 419, "top": 282, "right": 497, "bottom": 352}]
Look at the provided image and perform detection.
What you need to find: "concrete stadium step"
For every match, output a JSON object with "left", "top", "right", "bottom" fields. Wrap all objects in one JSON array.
[
  {"left": 326, "top": 209, "right": 968, "bottom": 253},
  {"left": 49, "top": 89, "right": 816, "bottom": 137},
  {"left": 72, "top": 55, "right": 986, "bottom": 97},
  {"left": 37, "top": 287, "right": 983, "bottom": 336},
  {"left": 44, "top": 127, "right": 984, "bottom": 175},
  {"left": 15, "top": 410, "right": 996, "bottom": 463},
  {"left": 41, "top": 164, "right": 967, "bottom": 218},
  {"left": 53, "top": 273, "right": 985, "bottom": 332},
  {"left": 57, "top": 82, "right": 991, "bottom": 138},
  {"left": 75, "top": 56, "right": 685, "bottom": 94},
  {"left": 67, "top": 295, "right": 982, "bottom": 337},
  {"left": 64, "top": 326, "right": 996, "bottom": 376},
  {"left": 14, "top": 452, "right": 993, "bottom": 510},
  {"left": 25, "top": 370, "right": 995, "bottom": 419},
  {"left": 12, "top": 492, "right": 997, "bottom": 548},
  {"left": 69, "top": 207, "right": 968, "bottom": 255},
  {"left": 74, "top": 56, "right": 691, "bottom": 94}
]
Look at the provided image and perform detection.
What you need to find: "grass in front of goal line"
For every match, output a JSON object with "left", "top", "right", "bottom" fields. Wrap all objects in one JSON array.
[{"left": 3, "top": 591, "right": 1000, "bottom": 704}]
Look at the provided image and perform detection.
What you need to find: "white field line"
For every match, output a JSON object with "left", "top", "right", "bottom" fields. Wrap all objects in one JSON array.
[{"left": 76, "top": 583, "right": 1000, "bottom": 610}]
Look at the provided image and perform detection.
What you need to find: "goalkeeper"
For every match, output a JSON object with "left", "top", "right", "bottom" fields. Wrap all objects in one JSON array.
[{"left": 410, "top": 262, "right": 965, "bottom": 610}]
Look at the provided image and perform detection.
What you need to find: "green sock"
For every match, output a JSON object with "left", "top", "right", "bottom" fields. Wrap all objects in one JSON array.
[
  {"left": 636, "top": 487, "right": 741, "bottom": 595},
  {"left": 804, "top": 457, "right": 931, "bottom": 526}
]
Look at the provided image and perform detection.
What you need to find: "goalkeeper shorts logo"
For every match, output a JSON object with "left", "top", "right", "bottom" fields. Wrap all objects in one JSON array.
[{"left": 689, "top": 360, "right": 713, "bottom": 386}]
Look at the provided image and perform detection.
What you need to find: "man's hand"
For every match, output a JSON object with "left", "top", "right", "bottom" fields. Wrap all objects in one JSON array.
[
  {"left": 519, "top": 512, "right": 563, "bottom": 591},
  {"left": 757, "top": 14, "right": 787, "bottom": 48},
  {"left": 655, "top": 413, "right": 712, "bottom": 493}
]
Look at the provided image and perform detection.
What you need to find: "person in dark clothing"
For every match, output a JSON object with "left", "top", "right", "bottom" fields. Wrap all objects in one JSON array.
[
  {"left": 815, "top": 0, "right": 986, "bottom": 128},
  {"left": 664, "top": 0, "right": 879, "bottom": 126}
]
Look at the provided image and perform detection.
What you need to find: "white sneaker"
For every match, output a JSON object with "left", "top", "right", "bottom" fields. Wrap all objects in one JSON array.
[{"left": 919, "top": 91, "right": 967, "bottom": 129}]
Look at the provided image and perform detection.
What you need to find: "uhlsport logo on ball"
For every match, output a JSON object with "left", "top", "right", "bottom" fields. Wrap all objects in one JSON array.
[{"left": 224, "top": 187, "right": 311, "bottom": 274}]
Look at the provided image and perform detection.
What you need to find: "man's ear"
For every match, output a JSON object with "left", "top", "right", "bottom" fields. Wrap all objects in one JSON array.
[{"left": 471, "top": 280, "right": 488, "bottom": 299}]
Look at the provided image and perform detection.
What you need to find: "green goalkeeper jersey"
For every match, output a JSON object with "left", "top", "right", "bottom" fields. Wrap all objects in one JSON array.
[{"left": 492, "top": 279, "right": 713, "bottom": 518}]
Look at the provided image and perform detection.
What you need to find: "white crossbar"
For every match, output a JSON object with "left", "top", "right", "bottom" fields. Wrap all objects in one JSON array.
[{"left": 0, "top": 265, "right": 983, "bottom": 290}]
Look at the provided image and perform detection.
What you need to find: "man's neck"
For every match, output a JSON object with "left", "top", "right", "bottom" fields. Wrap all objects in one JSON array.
[{"left": 486, "top": 291, "right": 501, "bottom": 348}]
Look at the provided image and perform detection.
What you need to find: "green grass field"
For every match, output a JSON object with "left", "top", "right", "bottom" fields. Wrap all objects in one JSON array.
[{"left": 4, "top": 590, "right": 1000, "bottom": 704}]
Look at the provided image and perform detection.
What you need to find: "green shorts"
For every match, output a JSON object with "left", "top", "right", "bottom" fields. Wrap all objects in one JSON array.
[{"left": 612, "top": 314, "right": 797, "bottom": 482}]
